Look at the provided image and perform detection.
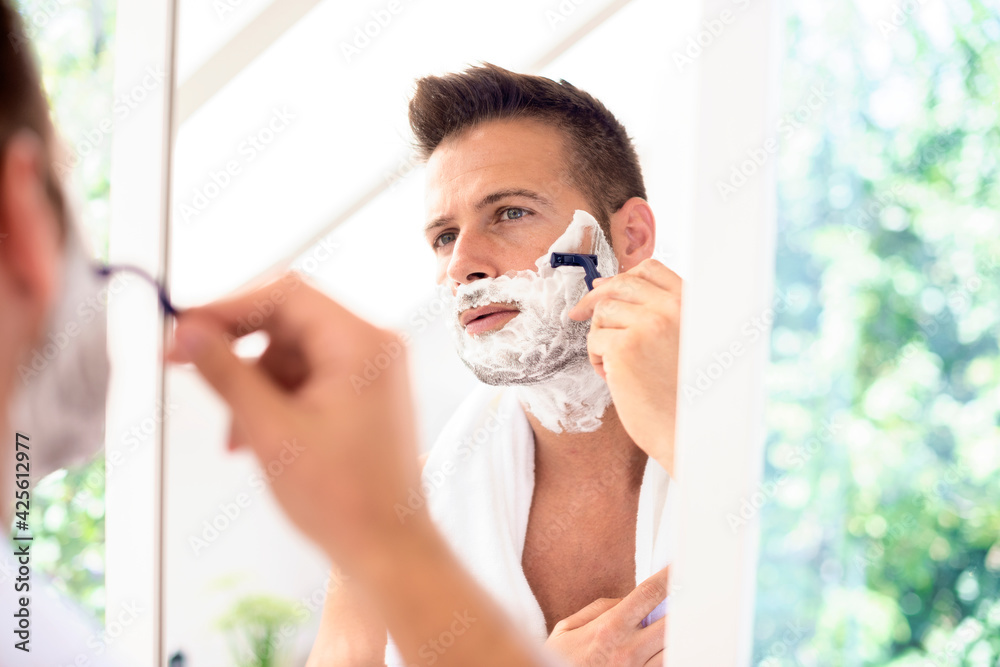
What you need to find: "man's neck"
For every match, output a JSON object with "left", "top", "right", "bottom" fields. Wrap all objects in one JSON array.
[{"left": 523, "top": 403, "right": 648, "bottom": 491}]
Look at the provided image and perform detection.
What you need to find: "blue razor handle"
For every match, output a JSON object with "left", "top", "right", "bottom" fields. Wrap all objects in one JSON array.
[{"left": 550, "top": 252, "right": 601, "bottom": 291}]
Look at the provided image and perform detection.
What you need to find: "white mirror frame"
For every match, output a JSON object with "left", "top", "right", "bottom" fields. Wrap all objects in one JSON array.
[{"left": 106, "top": 0, "right": 779, "bottom": 663}]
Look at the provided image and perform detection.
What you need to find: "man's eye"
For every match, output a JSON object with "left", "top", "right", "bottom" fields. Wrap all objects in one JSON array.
[
  {"left": 434, "top": 232, "right": 457, "bottom": 249},
  {"left": 502, "top": 208, "right": 528, "bottom": 220}
]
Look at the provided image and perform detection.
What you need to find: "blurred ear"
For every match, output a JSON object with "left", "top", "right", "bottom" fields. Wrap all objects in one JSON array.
[
  {"left": 609, "top": 197, "right": 656, "bottom": 271},
  {"left": 0, "top": 130, "right": 63, "bottom": 327}
]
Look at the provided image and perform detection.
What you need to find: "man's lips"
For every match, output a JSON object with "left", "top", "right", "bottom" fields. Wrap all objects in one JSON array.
[{"left": 460, "top": 304, "right": 520, "bottom": 335}]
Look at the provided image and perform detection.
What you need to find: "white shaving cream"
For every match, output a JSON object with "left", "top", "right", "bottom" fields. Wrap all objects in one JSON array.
[{"left": 448, "top": 209, "right": 618, "bottom": 433}]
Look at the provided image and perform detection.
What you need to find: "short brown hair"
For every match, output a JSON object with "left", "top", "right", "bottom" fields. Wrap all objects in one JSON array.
[
  {"left": 408, "top": 63, "right": 646, "bottom": 236},
  {"left": 1, "top": 0, "right": 66, "bottom": 231}
]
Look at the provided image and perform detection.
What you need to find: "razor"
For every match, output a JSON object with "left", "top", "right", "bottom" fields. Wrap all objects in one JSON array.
[{"left": 550, "top": 252, "right": 602, "bottom": 291}]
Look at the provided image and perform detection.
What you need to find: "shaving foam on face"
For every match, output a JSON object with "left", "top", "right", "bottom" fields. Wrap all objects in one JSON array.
[{"left": 448, "top": 210, "right": 617, "bottom": 433}]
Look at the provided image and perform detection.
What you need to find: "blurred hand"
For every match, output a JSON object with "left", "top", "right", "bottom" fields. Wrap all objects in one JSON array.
[
  {"left": 166, "top": 272, "right": 424, "bottom": 570},
  {"left": 568, "top": 258, "right": 681, "bottom": 477},
  {"left": 544, "top": 566, "right": 669, "bottom": 667}
]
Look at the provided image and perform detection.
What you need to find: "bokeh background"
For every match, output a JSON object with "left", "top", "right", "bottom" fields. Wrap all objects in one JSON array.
[
  {"left": 12, "top": 0, "right": 1000, "bottom": 664},
  {"left": 753, "top": 1, "right": 1000, "bottom": 665}
]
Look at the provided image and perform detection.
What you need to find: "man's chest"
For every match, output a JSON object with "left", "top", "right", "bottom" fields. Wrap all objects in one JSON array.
[{"left": 521, "top": 487, "right": 640, "bottom": 632}]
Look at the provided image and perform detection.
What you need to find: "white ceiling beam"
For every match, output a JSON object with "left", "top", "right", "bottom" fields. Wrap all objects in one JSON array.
[
  {"left": 177, "top": 0, "right": 324, "bottom": 124},
  {"left": 239, "top": 0, "right": 640, "bottom": 289}
]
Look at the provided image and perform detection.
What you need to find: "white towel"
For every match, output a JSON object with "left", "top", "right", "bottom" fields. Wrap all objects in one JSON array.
[{"left": 385, "top": 385, "right": 675, "bottom": 665}]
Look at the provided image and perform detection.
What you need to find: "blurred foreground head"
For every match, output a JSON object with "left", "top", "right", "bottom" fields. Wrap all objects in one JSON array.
[
  {"left": 1, "top": 0, "right": 110, "bottom": 489},
  {"left": 0, "top": 0, "right": 68, "bottom": 332}
]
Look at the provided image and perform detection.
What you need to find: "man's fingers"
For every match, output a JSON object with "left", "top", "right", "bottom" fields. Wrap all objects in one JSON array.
[
  {"left": 643, "top": 649, "right": 665, "bottom": 667},
  {"left": 611, "top": 566, "right": 669, "bottom": 629},
  {"left": 179, "top": 272, "right": 317, "bottom": 340},
  {"left": 591, "top": 299, "right": 647, "bottom": 330},
  {"left": 170, "top": 315, "right": 288, "bottom": 451},
  {"left": 179, "top": 277, "right": 289, "bottom": 335},
  {"left": 551, "top": 597, "right": 621, "bottom": 634},
  {"left": 568, "top": 272, "right": 665, "bottom": 321},
  {"left": 180, "top": 273, "right": 375, "bottom": 373},
  {"left": 636, "top": 617, "right": 666, "bottom": 660},
  {"left": 632, "top": 258, "right": 682, "bottom": 293}
]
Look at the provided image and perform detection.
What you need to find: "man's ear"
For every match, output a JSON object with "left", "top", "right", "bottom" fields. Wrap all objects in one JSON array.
[
  {"left": 608, "top": 197, "right": 656, "bottom": 271},
  {"left": 0, "top": 131, "right": 64, "bottom": 324}
]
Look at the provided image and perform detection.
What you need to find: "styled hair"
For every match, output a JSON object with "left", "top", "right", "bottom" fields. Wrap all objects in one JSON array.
[
  {"left": 408, "top": 63, "right": 646, "bottom": 236},
  {"left": 1, "top": 0, "right": 66, "bottom": 230}
]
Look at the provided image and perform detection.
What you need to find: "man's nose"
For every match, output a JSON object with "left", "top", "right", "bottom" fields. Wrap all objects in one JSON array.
[{"left": 446, "top": 229, "right": 500, "bottom": 287}]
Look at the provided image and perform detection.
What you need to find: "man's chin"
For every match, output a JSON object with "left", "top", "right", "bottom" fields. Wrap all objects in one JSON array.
[{"left": 457, "top": 351, "right": 592, "bottom": 387}]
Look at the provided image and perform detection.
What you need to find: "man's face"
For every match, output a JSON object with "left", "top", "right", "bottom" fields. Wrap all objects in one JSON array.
[
  {"left": 423, "top": 118, "right": 610, "bottom": 386},
  {"left": 424, "top": 118, "right": 595, "bottom": 330}
]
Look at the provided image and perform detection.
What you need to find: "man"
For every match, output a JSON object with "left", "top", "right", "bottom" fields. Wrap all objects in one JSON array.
[
  {"left": 308, "top": 65, "right": 681, "bottom": 666},
  {"left": 0, "top": 3, "right": 564, "bottom": 665}
]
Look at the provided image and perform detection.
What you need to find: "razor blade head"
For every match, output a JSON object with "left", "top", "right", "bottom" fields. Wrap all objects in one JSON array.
[{"left": 550, "top": 252, "right": 602, "bottom": 291}]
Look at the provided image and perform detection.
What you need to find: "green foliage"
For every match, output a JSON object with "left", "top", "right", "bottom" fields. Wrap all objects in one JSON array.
[
  {"left": 217, "top": 594, "right": 306, "bottom": 667},
  {"left": 754, "top": 0, "right": 1000, "bottom": 664},
  {"left": 28, "top": 462, "right": 106, "bottom": 616}
]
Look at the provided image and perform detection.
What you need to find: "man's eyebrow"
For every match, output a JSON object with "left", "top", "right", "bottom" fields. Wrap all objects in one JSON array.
[
  {"left": 476, "top": 188, "right": 552, "bottom": 209},
  {"left": 423, "top": 188, "right": 552, "bottom": 235},
  {"left": 424, "top": 216, "right": 452, "bottom": 235}
]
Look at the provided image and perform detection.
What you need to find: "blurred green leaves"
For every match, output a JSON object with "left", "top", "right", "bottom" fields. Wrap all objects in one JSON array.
[
  {"left": 217, "top": 594, "right": 306, "bottom": 667},
  {"left": 29, "top": 458, "right": 106, "bottom": 619},
  {"left": 755, "top": 0, "right": 1000, "bottom": 664}
]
